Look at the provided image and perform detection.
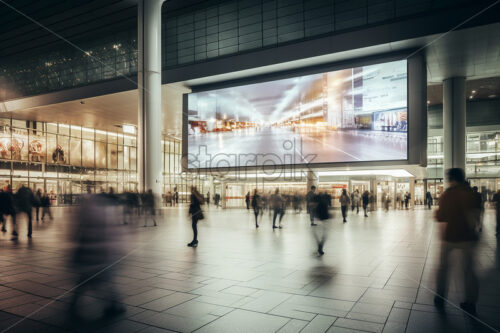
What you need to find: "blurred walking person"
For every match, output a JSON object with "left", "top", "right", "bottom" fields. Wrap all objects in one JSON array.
[
  {"left": 362, "top": 190, "right": 369, "bottom": 217},
  {"left": 271, "top": 188, "right": 285, "bottom": 229},
  {"left": 434, "top": 168, "right": 479, "bottom": 316},
  {"left": 69, "top": 192, "right": 125, "bottom": 321},
  {"left": 14, "top": 185, "right": 35, "bottom": 239},
  {"left": 188, "top": 187, "right": 204, "bottom": 247},
  {"left": 0, "top": 188, "right": 15, "bottom": 234},
  {"left": 426, "top": 191, "right": 433, "bottom": 209},
  {"left": 34, "top": 189, "right": 42, "bottom": 221},
  {"left": 353, "top": 189, "right": 360, "bottom": 214},
  {"left": 251, "top": 189, "right": 262, "bottom": 228},
  {"left": 142, "top": 189, "right": 157, "bottom": 227},
  {"left": 41, "top": 191, "right": 53, "bottom": 221},
  {"left": 339, "top": 189, "right": 350, "bottom": 223},
  {"left": 306, "top": 186, "right": 317, "bottom": 226},
  {"left": 311, "top": 192, "right": 331, "bottom": 255},
  {"left": 245, "top": 191, "right": 250, "bottom": 210},
  {"left": 493, "top": 189, "right": 500, "bottom": 236},
  {"left": 471, "top": 186, "right": 484, "bottom": 232}
]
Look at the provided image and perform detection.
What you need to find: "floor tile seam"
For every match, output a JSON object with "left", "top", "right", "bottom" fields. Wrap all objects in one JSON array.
[
  {"left": 266, "top": 293, "right": 295, "bottom": 316},
  {"left": 0, "top": 306, "right": 63, "bottom": 331},
  {"left": 0, "top": 282, "right": 58, "bottom": 302},
  {"left": 298, "top": 313, "right": 318, "bottom": 333},
  {"left": 135, "top": 292, "right": 199, "bottom": 310},
  {"left": 127, "top": 316, "right": 183, "bottom": 333},
  {"left": 331, "top": 318, "right": 380, "bottom": 333},
  {"left": 189, "top": 308, "right": 237, "bottom": 333}
]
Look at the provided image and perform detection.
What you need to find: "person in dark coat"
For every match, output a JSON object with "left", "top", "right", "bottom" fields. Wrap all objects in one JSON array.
[
  {"left": 188, "top": 186, "right": 204, "bottom": 247},
  {"left": 41, "top": 191, "right": 53, "bottom": 221},
  {"left": 14, "top": 185, "right": 35, "bottom": 239},
  {"left": 142, "top": 189, "right": 157, "bottom": 227},
  {"left": 34, "top": 189, "right": 42, "bottom": 221},
  {"left": 362, "top": 190, "right": 369, "bottom": 217},
  {"left": 245, "top": 192, "right": 250, "bottom": 210},
  {"left": 434, "top": 168, "right": 479, "bottom": 316},
  {"left": 0, "top": 188, "right": 16, "bottom": 233},
  {"left": 471, "top": 186, "right": 484, "bottom": 232},
  {"left": 426, "top": 191, "right": 433, "bottom": 209},
  {"left": 312, "top": 192, "right": 331, "bottom": 256},
  {"left": 251, "top": 189, "right": 262, "bottom": 228}
]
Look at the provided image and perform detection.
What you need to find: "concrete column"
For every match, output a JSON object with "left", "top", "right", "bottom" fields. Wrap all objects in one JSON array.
[
  {"left": 306, "top": 170, "right": 318, "bottom": 191},
  {"left": 221, "top": 179, "right": 227, "bottom": 209},
  {"left": 138, "top": 0, "right": 164, "bottom": 199},
  {"left": 443, "top": 77, "right": 466, "bottom": 184}
]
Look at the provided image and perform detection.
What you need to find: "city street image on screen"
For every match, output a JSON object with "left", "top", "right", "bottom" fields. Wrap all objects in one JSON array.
[{"left": 187, "top": 59, "right": 407, "bottom": 169}]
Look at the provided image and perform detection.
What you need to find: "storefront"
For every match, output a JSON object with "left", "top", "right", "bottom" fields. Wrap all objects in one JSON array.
[{"left": 0, "top": 118, "right": 138, "bottom": 204}]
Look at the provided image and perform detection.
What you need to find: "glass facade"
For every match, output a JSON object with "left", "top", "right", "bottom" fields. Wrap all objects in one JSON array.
[
  {"left": 162, "top": 136, "right": 207, "bottom": 203},
  {"left": 426, "top": 130, "right": 500, "bottom": 201},
  {"left": 0, "top": 118, "right": 137, "bottom": 205},
  {"left": 0, "top": 0, "right": 477, "bottom": 100}
]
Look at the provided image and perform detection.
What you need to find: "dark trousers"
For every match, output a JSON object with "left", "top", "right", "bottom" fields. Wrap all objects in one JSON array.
[
  {"left": 253, "top": 209, "right": 260, "bottom": 225},
  {"left": 35, "top": 206, "right": 40, "bottom": 220},
  {"left": 191, "top": 216, "right": 199, "bottom": 242},
  {"left": 272, "top": 208, "right": 284, "bottom": 227},
  {"left": 14, "top": 210, "right": 32, "bottom": 236},
  {"left": 341, "top": 206, "right": 347, "bottom": 221}
]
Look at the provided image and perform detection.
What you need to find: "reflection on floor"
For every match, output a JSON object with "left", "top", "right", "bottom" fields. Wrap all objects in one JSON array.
[{"left": 0, "top": 206, "right": 499, "bottom": 332}]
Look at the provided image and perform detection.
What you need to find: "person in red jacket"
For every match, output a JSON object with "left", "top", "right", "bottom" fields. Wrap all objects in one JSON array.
[{"left": 434, "top": 168, "right": 479, "bottom": 316}]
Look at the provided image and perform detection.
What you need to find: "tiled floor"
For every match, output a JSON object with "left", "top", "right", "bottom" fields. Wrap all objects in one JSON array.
[{"left": 0, "top": 205, "right": 499, "bottom": 332}]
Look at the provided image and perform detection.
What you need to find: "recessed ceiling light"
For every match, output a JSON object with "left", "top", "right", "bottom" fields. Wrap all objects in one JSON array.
[
  {"left": 469, "top": 95, "right": 473, "bottom": 99},
  {"left": 471, "top": 90, "right": 476, "bottom": 94},
  {"left": 489, "top": 94, "right": 497, "bottom": 98}
]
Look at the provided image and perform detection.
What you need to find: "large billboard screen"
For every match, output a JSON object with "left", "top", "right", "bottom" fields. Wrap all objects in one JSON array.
[{"left": 186, "top": 59, "right": 408, "bottom": 169}]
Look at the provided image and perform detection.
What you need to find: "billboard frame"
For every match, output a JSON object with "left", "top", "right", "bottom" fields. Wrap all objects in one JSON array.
[{"left": 182, "top": 50, "right": 426, "bottom": 173}]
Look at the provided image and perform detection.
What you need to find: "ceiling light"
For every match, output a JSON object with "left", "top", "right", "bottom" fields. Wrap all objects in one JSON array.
[
  {"left": 426, "top": 101, "right": 430, "bottom": 104},
  {"left": 469, "top": 95, "right": 473, "bottom": 99},
  {"left": 471, "top": 90, "right": 476, "bottom": 94},
  {"left": 122, "top": 124, "right": 136, "bottom": 134},
  {"left": 489, "top": 94, "right": 497, "bottom": 98}
]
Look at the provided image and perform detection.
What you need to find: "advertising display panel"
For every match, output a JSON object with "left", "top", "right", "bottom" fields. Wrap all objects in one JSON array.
[{"left": 186, "top": 59, "right": 408, "bottom": 169}]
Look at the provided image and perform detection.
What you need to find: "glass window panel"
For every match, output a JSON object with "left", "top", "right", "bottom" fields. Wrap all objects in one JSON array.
[
  {"left": 96, "top": 141, "right": 106, "bottom": 168},
  {"left": 12, "top": 119, "right": 27, "bottom": 128},
  {"left": 46, "top": 123, "right": 57, "bottom": 134},
  {"left": 57, "top": 135, "right": 69, "bottom": 164},
  {"left": 108, "top": 132, "right": 117, "bottom": 144},
  {"left": 70, "top": 138, "right": 81, "bottom": 166},
  {"left": 117, "top": 134, "right": 124, "bottom": 145},
  {"left": 130, "top": 147, "right": 136, "bottom": 171},
  {"left": 47, "top": 134, "right": 57, "bottom": 164},
  {"left": 118, "top": 145, "right": 124, "bottom": 169},
  {"left": 29, "top": 130, "right": 46, "bottom": 163},
  {"left": 58, "top": 124, "right": 70, "bottom": 135},
  {"left": 71, "top": 125, "right": 81, "bottom": 138},
  {"left": 96, "top": 130, "right": 106, "bottom": 142},
  {"left": 82, "top": 140, "right": 95, "bottom": 167},
  {"left": 82, "top": 127, "right": 94, "bottom": 140},
  {"left": 107, "top": 143, "right": 118, "bottom": 169},
  {"left": 123, "top": 146, "right": 129, "bottom": 170}
]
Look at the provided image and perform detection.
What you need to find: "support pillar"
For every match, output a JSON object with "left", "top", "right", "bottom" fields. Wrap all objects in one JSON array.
[
  {"left": 221, "top": 179, "right": 227, "bottom": 209},
  {"left": 443, "top": 77, "right": 466, "bottom": 186},
  {"left": 306, "top": 170, "right": 318, "bottom": 191},
  {"left": 138, "top": 0, "right": 164, "bottom": 200}
]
